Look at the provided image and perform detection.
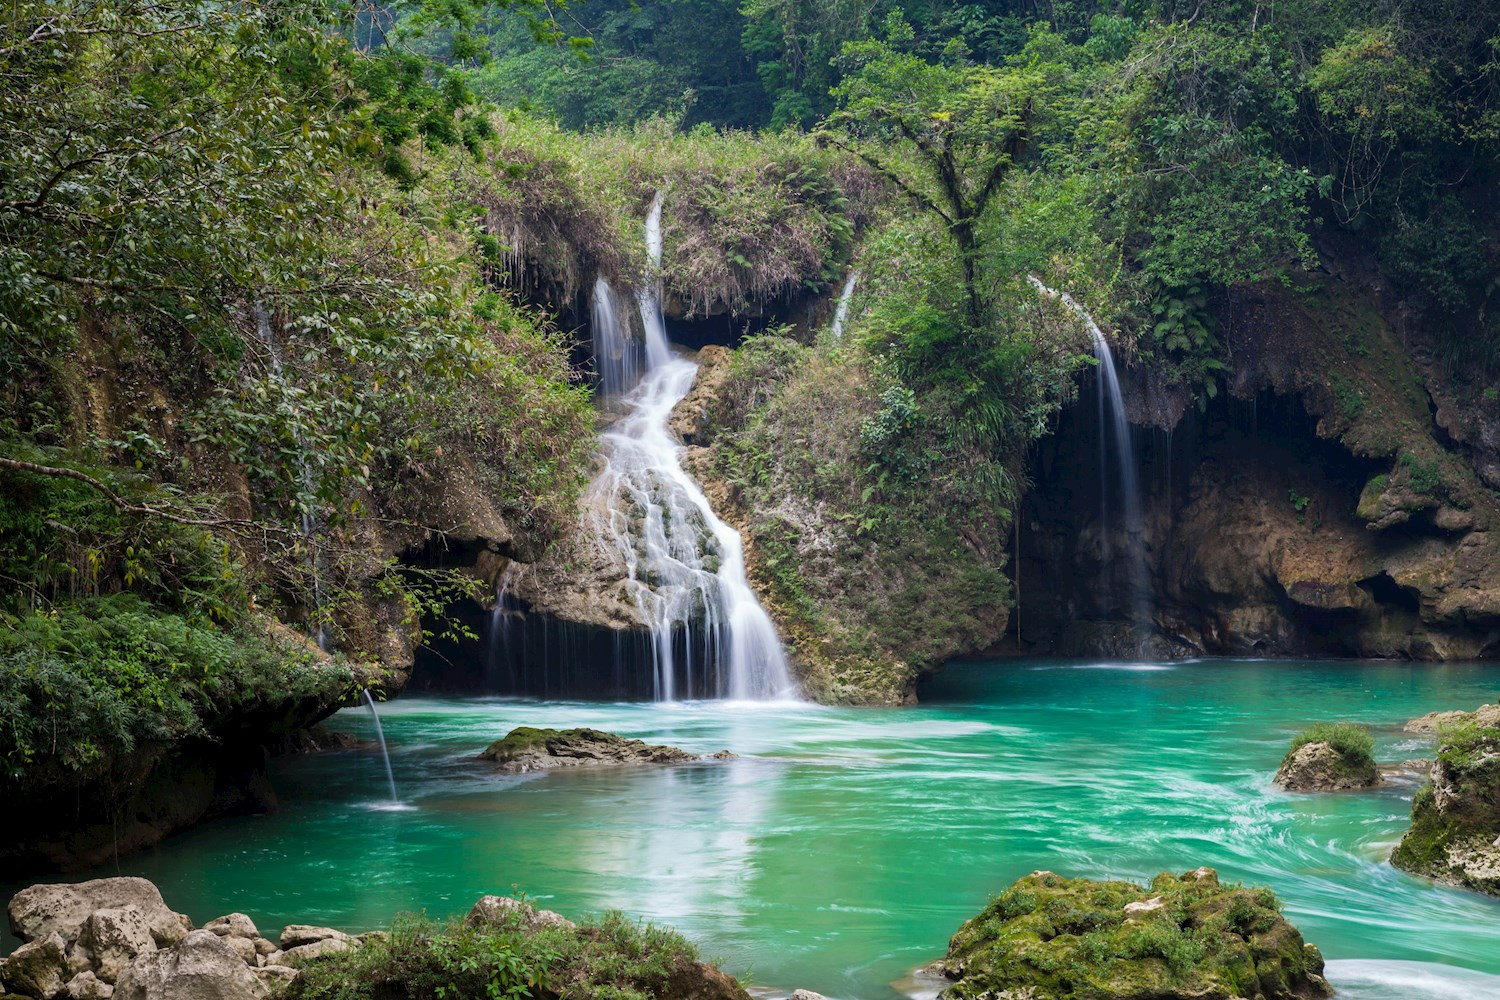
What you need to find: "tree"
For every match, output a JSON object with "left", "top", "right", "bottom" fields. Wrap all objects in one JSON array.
[{"left": 825, "top": 19, "right": 1033, "bottom": 320}]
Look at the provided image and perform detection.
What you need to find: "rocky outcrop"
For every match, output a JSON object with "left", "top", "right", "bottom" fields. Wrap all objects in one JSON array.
[
  {"left": 476, "top": 727, "right": 731, "bottom": 773},
  {"left": 935, "top": 868, "right": 1331, "bottom": 1000},
  {"left": 0, "top": 879, "right": 377, "bottom": 1000},
  {"left": 1392, "top": 714, "right": 1500, "bottom": 896},
  {"left": 0, "top": 650, "right": 368, "bottom": 881},
  {"left": 1274, "top": 742, "right": 1380, "bottom": 792},
  {"left": 1406, "top": 703, "right": 1500, "bottom": 734},
  {"left": 0, "top": 881, "right": 345, "bottom": 1000}
]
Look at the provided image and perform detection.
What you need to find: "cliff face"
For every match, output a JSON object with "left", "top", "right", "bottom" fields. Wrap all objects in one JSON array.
[{"left": 1012, "top": 266, "right": 1500, "bottom": 661}]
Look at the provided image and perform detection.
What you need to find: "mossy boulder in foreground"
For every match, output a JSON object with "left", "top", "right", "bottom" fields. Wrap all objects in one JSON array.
[
  {"left": 477, "top": 727, "right": 732, "bottom": 773},
  {"left": 937, "top": 868, "right": 1331, "bottom": 1000},
  {"left": 1392, "top": 715, "right": 1500, "bottom": 896},
  {"left": 1273, "top": 722, "right": 1379, "bottom": 791}
]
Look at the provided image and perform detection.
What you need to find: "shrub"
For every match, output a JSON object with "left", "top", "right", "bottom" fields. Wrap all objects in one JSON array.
[{"left": 287, "top": 908, "right": 709, "bottom": 1000}]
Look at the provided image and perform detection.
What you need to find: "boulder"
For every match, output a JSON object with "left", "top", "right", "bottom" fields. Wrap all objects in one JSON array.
[
  {"left": 467, "top": 896, "right": 575, "bottom": 932},
  {"left": 936, "top": 869, "right": 1332, "bottom": 1000},
  {"left": 477, "top": 727, "right": 723, "bottom": 773},
  {"left": 1274, "top": 740, "right": 1380, "bottom": 791},
  {"left": 216, "top": 939, "right": 257, "bottom": 968},
  {"left": 279, "top": 940, "right": 351, "bottom": 965},
  {"left": 64, "top": 973, "right": 114, "bottom": 1000},
  {"left": 202, "top": 917, "right": 257, "bottom": 942},
  {"left": 1393, "top": 720, "right": 1500, "bottom": 896},
  {"left": 1, "top": 934, "right": 69, "bottom": 1000},
  {"left": 74, "top": 908, "right": 157, "bottom": 984},
  {"left": 9, "top": 880, "right": 188, "bottom": 950},
  {"left": 275, "top": 928, "right": 351, "bottom": 951},
  {"left": 248, "top": 968, "right": 297, "bottom": 991},
  {"left": 1406, "top": 703, "right": 1500, "bottom": 734},
  {"left": 112, "top": 931, "right": 265, "bottom": 1000},
  {"left": 249, "top": 942, "right": 276, "bottom": 960},
  {"left": 789, "top": 991, "right": 827, "bottom": 1000}
]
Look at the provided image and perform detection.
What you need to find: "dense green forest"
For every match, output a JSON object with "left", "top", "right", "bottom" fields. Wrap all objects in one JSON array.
[{"left": 2, "top": 0, "right": 1499, "bottom": 779}]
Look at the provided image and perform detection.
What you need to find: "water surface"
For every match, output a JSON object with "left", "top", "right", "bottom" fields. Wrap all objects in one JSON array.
[{"left": 12, "top": 658, "right": 1500, "bottom": 998}]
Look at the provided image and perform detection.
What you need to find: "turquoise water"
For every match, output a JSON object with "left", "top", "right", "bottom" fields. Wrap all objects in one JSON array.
[{"left": 11, "top": 659, "right": 1500, "bottom": 998}]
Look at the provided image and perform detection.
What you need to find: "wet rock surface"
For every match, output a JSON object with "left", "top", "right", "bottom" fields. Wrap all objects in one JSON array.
[
  {"left": 476, "top": 727, "right": 732, "bottom": 773},
  {"left": 1274, "top": 741, "right": 1381, "bottom": 791},
  {"left": 1393, "top": 708, "right": 1500, "bottom": 896}
]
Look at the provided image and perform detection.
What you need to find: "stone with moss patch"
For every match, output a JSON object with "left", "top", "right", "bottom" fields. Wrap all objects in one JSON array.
[
  {"left": 476, "top": 727, "right": 727, "bottom": 773},
  {"left": 936, "top": 868, "right": 1331, "bottom": 1000},
  {"left": 1392, "top": 718, "right": 1500, "bottom": 896},
  {"left": 1274, "top": 723, "right": 1379, "bottom": 791}
]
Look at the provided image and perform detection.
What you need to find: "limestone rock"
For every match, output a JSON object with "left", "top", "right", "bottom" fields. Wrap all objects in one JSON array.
[
  {"left": 1393, "top": 720, "right": 1500, "bottom": 896},
  {"left": 1, "top": 934, "right": 69, "bottom": 1000},
  {"left": 476, "top": 727, "right": 722, "bottom": 773},
  {"left": 937, "top": 869, "right": 1331, "bottom": 1000},
  {"left": 276, "top": 927, "right": 352, "bottom": 951},
  {"left": 249, "top": 941, "right": 275, "bottom": 960},
  {"left": 467, "top": 896, "right": 576, "bottom": 932},
  {"left": 9, "top": 880, "right": 189, "bottom": 950},
  {"left": 789, "top": 991, "right": 827, "bottom": 1000},
  {"left": 217, "top": 939, "right": 257, "bottom": 968},
  {"left": 202, "top": 917, "right": 257, "bottom": 942},
  {"left": 1120, "top": 897, "right": 1166, "bottom": 923},
  {"left": 248, "top": 967, "right": 298, "bottom": 991},
  {"left": 279, "top": 940, "right": 350, "bottom": 965},
  {"left": 75, "top": 908, "right": 157, "bottom": 984},
  {"left": 1274, "top": 740, "right": 1381, "bottom": 791},
  {"left": 64, "top": 972, "right": 114, "bottom": 1000},
  {"left": 1406, "top": 703, "right": 1500, "bottom": 734},
  {"left": 113, "top": 931, "right": 264, "bottom": 1000}
]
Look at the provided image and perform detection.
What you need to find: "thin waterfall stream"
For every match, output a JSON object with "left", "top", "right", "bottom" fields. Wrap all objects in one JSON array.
[
  {"left": 360, "top": 690, "right": 399, "bottom": 804},
  {"left": 1028, "top": 277, "right": 1150, "bottom": 627},
  {"left": 830, "top": 269, "right": 861, "bottom": 340},
  {"left": 581, "top": 194, "right": 795, "bottom": 700}
]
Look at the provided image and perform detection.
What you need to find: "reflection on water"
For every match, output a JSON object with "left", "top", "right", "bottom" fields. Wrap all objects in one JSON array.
[{"left": 6, "top": 659, "right": 1500, "bottom": 1000}]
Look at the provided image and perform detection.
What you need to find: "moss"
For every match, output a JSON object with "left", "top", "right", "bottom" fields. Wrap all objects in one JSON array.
[{"left": 941, "top": 870, "right": 1327, "bottom": 1000}]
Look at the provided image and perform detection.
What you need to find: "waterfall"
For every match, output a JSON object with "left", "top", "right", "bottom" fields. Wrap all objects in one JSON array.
[
  {"left": 361, "top": 690, "right": 398, "bottom": 803},
  {"left": 252, "top": 303, "right": 329, "bottom": 651},
  {"left": 592, "top": 276, "right": 639, "bottom": 397},
  {"left": 585, "top": 193, "right": 796, "bottom": 701},
  {"left": 1028, "top": 277, "right": 1150, "bottom": 626},
  {"left": 830, "top": 270, "right": 861, "bottom": 340}
]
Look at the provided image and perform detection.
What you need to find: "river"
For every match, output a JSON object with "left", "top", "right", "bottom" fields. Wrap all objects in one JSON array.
[{"left": 10, "top": 658, "right": 1500, "bottom": 998}]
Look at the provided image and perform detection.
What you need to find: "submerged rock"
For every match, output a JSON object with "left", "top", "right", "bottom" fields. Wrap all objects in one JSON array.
[
  {"left": 935, "top": 868, "right": 1331, "bottom": 1000},
  {"left": 1392, "top": 719, "right": 1500, "bottom": 896},
  {"left": 476, "top": 727, "right": 731, "bottom": 773},
  {"left": 1274, "top": 741, "right": 1380, "bottom": 791}
]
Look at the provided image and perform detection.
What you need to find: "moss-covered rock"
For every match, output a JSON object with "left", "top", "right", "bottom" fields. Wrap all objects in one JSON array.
[
  {"left": 937, "top": 869, "right": 1331, "bottom": 1000},
  {"left": 1392, "top": 720, "right": 1500, "bottom": 896},
  {"left": 1274, "top": 723, "right": 1379, "bottom": 791},
  {"left": 476, "top": 727, "right": 727, "bottom": 773}
]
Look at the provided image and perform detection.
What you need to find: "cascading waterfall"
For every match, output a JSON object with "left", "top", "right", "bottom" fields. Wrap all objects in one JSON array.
[
  {"left": 584, "top": 193, "right": 795, "bottom": 701},
  {"left": 830, "top": 269, "right": 861, "bottom": 340},
  {"left": 1028, "top": 277, "right": 1150, "bottom": 626}
]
